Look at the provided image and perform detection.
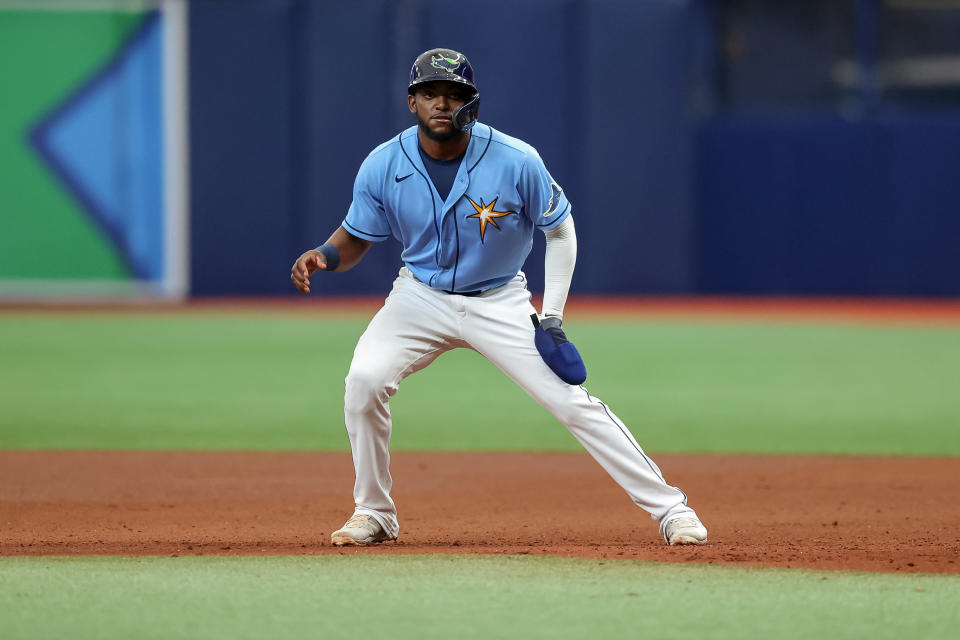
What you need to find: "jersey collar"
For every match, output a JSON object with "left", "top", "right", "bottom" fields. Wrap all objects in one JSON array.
[{"left": 400, "top": 123, "right": 492, "bottom": 212}]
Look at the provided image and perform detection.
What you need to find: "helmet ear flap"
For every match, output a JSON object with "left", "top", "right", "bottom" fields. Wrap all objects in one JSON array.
[{"left": 452, "top": 93, "right": 480, "bottom": 131}]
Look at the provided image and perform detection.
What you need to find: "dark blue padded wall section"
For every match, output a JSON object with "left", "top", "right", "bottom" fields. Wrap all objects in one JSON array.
[
  {"left": 288, "top": 0, "right": 400, "bottom": 294},
  {"left": 189, "top": 1, "right": 295, "bottom": 296},
  {"left": 577, "top": 0, "right": 708, "bottom": 293},
  {"left": 698, "top": 115, "right": 960, "bottom": 296}
]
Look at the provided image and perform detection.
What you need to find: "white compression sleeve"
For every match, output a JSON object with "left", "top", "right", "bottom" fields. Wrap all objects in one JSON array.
[{"left": 541, "top": 214, "right": 577, "bottom": 319}]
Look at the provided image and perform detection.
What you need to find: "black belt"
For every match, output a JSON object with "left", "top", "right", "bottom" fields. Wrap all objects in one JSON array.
[{"left": 442, "top": 289, "right": 483, "bottom": 297}]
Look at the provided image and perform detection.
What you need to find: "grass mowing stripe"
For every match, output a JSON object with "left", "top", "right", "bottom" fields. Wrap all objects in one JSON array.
[
  {"left": 0, "top": 315, "right": 958, "bottom": 454},
  {"left": 1, "top": 555, "right": 957, "bottom": 640}
]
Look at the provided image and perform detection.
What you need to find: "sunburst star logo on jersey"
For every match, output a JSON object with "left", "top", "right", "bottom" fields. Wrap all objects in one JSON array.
[{"left": 466, "top": 195, "right": 517, "bottom": 242}]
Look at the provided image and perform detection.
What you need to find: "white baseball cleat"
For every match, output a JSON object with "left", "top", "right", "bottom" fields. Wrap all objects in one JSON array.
[
  {"left": 331, "top": 513, "right": 393, "bottom": 546},
  {"left": 663, "top": 516, "right": 708, "bottom": 546}
]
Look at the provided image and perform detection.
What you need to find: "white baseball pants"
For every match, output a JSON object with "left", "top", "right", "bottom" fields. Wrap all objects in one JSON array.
[{"left": 343, "top": 267, "right": 697, "bottom": 540}]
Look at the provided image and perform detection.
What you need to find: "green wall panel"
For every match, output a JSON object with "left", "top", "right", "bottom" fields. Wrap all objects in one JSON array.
[{"left": 0, "top": 11, "right": 144, "bottom": 280}]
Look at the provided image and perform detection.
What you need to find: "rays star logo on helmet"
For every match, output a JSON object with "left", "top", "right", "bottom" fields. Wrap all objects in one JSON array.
[
  {"left": 431, "top": 54, "right": 461, "bottom": 72},
  {"left": 466, "top": 195, "right": 516, "bottom": 242}
]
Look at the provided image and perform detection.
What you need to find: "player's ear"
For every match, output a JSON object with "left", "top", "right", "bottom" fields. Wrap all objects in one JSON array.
[{"left": 408, "top": 93, "right": 416, "bottom": 113}]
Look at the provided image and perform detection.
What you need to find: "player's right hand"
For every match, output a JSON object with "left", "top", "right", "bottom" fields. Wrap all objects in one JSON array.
[{"left": 290, "top": 250, "right": 326, "bottom": 293}]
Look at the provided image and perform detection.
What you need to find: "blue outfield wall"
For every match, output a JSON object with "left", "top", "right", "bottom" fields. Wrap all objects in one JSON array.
[
  {"left": 698, "top": 115, "right": 960, "bottom": 296},
  {"left": 188, "top": 0, "right": 960, "bottom": 297}
]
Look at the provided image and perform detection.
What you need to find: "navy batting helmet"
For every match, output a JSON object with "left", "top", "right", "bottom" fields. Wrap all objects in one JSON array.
[{"left": 408, "top": 48, "right": 480, "bottom": 131}]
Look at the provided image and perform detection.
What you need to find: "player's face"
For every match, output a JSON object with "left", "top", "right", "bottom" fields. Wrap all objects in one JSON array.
[{"left": 408, "top": 81, "right": 470, "bottom": 142}]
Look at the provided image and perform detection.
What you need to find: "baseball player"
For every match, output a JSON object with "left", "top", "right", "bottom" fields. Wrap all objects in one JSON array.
[{"left": 291, "top": 48, "right": 707, "bottom": 547}]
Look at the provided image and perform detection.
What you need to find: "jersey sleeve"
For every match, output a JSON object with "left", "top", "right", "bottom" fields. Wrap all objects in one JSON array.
[
  {"left": 520, "top": 151, "right": 572, "bottom": 231},
  {"left": 342, "top": 155, "right": 393, "bottom": 243}
]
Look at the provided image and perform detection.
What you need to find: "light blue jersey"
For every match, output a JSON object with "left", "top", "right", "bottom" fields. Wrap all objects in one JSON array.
[{"left": 343, "top": 122, "right": 571, "bottom": 293}]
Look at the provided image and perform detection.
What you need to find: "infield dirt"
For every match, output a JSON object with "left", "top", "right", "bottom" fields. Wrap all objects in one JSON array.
[{"left": 1, "top": 451, "right": 957, "bottom": 573}]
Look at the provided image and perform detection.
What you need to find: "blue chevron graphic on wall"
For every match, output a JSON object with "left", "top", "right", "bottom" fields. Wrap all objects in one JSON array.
[{"left": 29, "top": 13, "right": 165, "bottom": 281}]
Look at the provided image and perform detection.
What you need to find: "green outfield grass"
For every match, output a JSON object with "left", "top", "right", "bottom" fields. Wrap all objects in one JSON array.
[
  {"left": 2, "top": 555, "right": 957, "bottom": 640},
  {"left": 0, "top": 313, "right": 957, "bottom": 454},
  {"left": 2, "top": 312, "right": 957, "bottom": 636}
]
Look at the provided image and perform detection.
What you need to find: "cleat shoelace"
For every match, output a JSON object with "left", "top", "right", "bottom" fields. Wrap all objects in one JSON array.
[
  {"left": 343, "top": 515, "right": 373, "bottom": 531},
  {"left": 670, "top": 518, "right": 699, "bottom": 529}
]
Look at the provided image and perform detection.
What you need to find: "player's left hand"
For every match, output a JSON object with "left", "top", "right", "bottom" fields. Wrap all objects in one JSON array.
[
  {"left": 531, "top": 314, "right": 587, "bottom": 385},
  {"left": 290, "top": 250, "right": 326, "bottom": 293}
]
